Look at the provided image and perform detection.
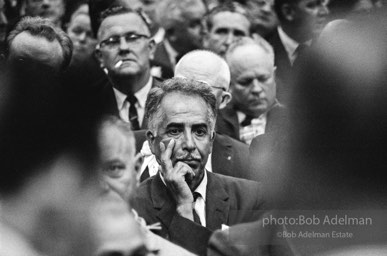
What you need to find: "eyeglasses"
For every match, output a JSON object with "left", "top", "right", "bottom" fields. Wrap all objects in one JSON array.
[{"left": 98, "top": 32, "right": 150, "bottom": 50}]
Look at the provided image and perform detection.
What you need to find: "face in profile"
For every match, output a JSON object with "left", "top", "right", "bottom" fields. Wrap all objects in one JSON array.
[
  {"left": 245, "top": 0, "right": 278, "bottom": 36},
  {"left": 98, "top": 125, "right": 138, "bottom": 202},
  {"left": 96, "top": 12, "right": 155, "bottom": 78},
  {"left": 204, "top": 11, "right": 250, "bottom": 57},
  {"left": 147, "top": 92, "right": 215, "bottom": 190},
  {"left": 25, "top": 0, "right": 65, "bottom": 25},
  {"left": 66, "top": 4, "right": 96, "bottom": 63},
  {"left": 172, "top": 1, "right": 206, "bottom": 52},
  {"left": 291, "top": 0, "right": 329, "bottom": 40},
  {"left": 228, "top": 44, "right": 276, "bottom": 117}
]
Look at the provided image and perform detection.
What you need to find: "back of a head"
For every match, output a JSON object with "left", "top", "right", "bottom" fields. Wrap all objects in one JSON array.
[
  {"left": 0, "top": 65, "right": 100, "bottom": 196},
  {"left": 6, "top": 16, "right": 73, "bottom": 72},
  {"left": 174, "top": 50, "right": 231, "bottom": 90},
  {"left": 284, "top": 11, "right": 387, "bottom": 208}
]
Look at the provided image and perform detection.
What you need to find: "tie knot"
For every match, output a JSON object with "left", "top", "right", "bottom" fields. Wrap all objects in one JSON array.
[
  {"left": 193, "top": 191, "right": 201, "bottom": 201},
  {"left": 126, "top": 94, "right": 137, "bottom": 105},
  {"left": 241, "top": 115, "right": 254, "bottom": 127}
]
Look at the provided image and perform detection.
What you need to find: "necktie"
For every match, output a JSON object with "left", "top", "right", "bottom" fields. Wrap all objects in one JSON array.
[
  {"left": 126, "top": 94, "right": 140, "bottom": 130},
  {"left": 241, "top": 115, "right": 254, "bottom": 127},
  {"left": 193, "top": 192, "right": 202, "bottom": 225},
  {"left": 294, "top": 43, "right": 309, "bottom": 66},
  {"left": 139, "top": 166, "right": 150, "bottom": 182}
]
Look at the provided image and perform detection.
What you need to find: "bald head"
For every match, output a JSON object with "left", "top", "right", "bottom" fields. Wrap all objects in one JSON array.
[{"left": 175, "top": 50, "right": 232, "bottom": 109}]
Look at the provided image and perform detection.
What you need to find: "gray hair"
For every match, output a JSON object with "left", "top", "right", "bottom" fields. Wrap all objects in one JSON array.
[
  {"left": 156, "top": 0, "right": 205, "bottom": 30},
  {"left": 225, "top": 36, "right": 274, "bottom": 66},
  {"left": 145, "top": 77, "right": 217, "bottom": 134},
  {"left": 7, "top": 16, "right": 73, "bottom": 70}
]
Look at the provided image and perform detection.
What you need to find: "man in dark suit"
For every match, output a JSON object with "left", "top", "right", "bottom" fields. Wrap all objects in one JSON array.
[
  {"left": 132, "top": 78, "right": 264, "bottom": 255},
  {"left": 94, "top": 6, "right": 160, "bottom": 130},
  {"left": 152, "top": 0, "right": 206, "bottom": 79},
  {"left": 217, "top": 36, "right": 285, "bottom": 144},
  {"left": 136, "top": 50, "right": 250, "bottom": 180},
  {"left": 268, "top": 0, "right": 329, "bottom": 103}
]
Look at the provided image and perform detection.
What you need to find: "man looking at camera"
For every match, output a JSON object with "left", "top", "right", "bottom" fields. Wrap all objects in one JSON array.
[
  {"left": 132, "top": 77, "right": 264, "bottom": 255},
  {"left": 94, "top": 6, "right": 161, "bottom": 130}
]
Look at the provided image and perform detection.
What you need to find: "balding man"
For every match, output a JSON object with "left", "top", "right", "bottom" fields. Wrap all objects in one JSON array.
[
  {"left": 136, "top": 50, "right": 251, "bottom": 180},
  {"left": 217, "top": 37, "right": 285, "bottom": 144}
]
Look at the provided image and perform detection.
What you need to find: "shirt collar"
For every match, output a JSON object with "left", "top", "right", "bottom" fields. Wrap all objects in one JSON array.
[
  {"left": 278, "top": 26, "right": 299, "bottom": 64},
  {"left": 163, "top": 39, "right": 179, "bottom": 67},
  {"left": 112, "top": 76, "right": 153, "bottom": 110},
  {"left": 236, "top": 111, "right": 267, "bottom": 124},
  {"left": 159, "top": 169, "right": 208, "bottom": 201}
]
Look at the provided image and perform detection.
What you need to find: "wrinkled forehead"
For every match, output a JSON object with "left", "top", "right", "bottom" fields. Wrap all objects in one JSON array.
[{"left": 97, "top": 12, "right": 150, "bottom": 40}]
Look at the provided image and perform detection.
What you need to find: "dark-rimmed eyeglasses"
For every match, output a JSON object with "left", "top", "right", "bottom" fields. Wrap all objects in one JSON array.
[{"left": 97, "top": 32, "right": 150, "bottom": 50}]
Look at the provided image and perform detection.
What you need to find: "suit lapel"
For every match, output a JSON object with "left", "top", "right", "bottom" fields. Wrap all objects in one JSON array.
[
  {"left": 205, "top": 172, "right": 230, "bottom": 231},
  {"left": 150, "top": 174, "right": 176, "bottom": 236},
  {"left": 212, "top": 134, "right": 233, "bottom": 176}
]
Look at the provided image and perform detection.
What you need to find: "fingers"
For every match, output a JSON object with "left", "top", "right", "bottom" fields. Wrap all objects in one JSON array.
[{"left": 160, "top": 138, "right": 174, "bottom": 173}]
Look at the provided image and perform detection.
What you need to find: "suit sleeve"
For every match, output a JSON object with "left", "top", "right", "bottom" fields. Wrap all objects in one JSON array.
[
  {"left": 169, "top": 214, "right": 213, "bottom": 256},
  {"left": 207, "top": 215, "right": 296, "bottom": 256}
]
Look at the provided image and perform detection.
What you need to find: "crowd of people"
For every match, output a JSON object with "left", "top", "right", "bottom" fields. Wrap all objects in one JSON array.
[{"left": 0, "top": 0, "right": 387, "bottom": 255}]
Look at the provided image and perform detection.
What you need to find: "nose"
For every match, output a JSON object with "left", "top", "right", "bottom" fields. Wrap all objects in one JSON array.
[
  {"left": 224, "top": 31, "right": 235, "bottom": 47},
  {"left": 318, "top": 3, "right": 329, "bottom": 16},
  {"left": 78, "top": 32, "right": 87, "bottom": 43},
  {"left": 181, "top": 131, "right": 196, "bottom": 153},
  {"left": 118, "top": 36, "right": 130, "bottom": 52},
  {"left": 251, "top": 79, "right": 263, "bottom": 94}
]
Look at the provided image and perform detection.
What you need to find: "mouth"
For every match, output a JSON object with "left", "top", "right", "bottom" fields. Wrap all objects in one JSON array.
[
  {"left": 115, "top": 59, "right": 135, "bottom": 68},
  {"left": 177, "top": 158, "right": 201, "bottom": 168}
]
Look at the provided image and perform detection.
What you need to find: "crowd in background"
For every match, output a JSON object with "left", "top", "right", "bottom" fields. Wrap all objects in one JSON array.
[{"left": 1, "top": 0, "right": 387, "bottom": 256}]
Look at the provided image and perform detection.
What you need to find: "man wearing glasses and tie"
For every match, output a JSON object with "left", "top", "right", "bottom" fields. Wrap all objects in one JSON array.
[{"left": 95, "top": 6, "right": 161, "bottom": 130}]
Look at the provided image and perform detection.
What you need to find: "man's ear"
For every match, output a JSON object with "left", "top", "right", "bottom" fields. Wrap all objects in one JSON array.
[
  {"left": 148, "top": 38, "right": 156, "bottom": 60},
  {"left": 94, "top": 48, "right": 103, "bottom": 66},
  {"left": 219, "top": 91, "right": 232, "bottom": 109},
  {"left": 281, "top": 3, "right": 296, "bottom": 22},
  {"left": 146, "top": 130, "right": 156, "bottom": 154}
]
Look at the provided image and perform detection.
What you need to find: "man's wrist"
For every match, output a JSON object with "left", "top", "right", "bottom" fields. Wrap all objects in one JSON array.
[{"left": 176, "top": 203, "right": 194, "bottom": 221}]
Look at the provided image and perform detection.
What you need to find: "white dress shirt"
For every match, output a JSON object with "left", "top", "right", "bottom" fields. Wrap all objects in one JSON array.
[
  {"left": 237, "top": 111, "right": 267, "bottom": 145},
  {"left": 112, "top": 76, "right": 153, "bottom": 125},
  {"left": 278, "top": 26, "right": 312, "bottom": 66}
]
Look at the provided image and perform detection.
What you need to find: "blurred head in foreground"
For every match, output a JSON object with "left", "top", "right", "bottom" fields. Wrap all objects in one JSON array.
[
  {"left": 280, "top": 11, "right": 387, "bottom": 210},
  {"left": 0, "top": 66, "right": 100, "bottom": 255},
  {"left": 98, "top": 116, "right": 142, "bottom": 203}
]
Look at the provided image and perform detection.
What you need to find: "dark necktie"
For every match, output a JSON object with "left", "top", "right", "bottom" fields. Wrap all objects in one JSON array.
[
  {"left": 193, "top": 192, "right": 202, "bottom": 225},
  {"left": 126, "top": 94, "right": 140, "bottom": 130},
  {"left": 241, "top": 115, "right": 254, "bottom": 127},
  {"left": 139, "top": 166, "right": 150, "bottom": 182},
  {"left": 294, "top": 43, "right": 309, "bottom": 66}
]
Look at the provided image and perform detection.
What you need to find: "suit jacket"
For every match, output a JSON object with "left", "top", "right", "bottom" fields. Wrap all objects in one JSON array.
[
  {"left": 131, "top": 172, "right": 264, "bottom": 255},
  {"left": 216, "top": 103, "right": 286, "bottom": 142},
  {"left": 94, "top": 77, "right": 161, "bottom": 130},
  {"left": 207, "top": 211, "right": 295, "bottom": 256},
  {"left": 151, "top": 41, "right": 174, "bottom": 80},
  {"left": 266, "top": 30, "right": 293, "bottom": 104},
  {"left": 134, "top": 131, "right": 251, "bottom": 179}
]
